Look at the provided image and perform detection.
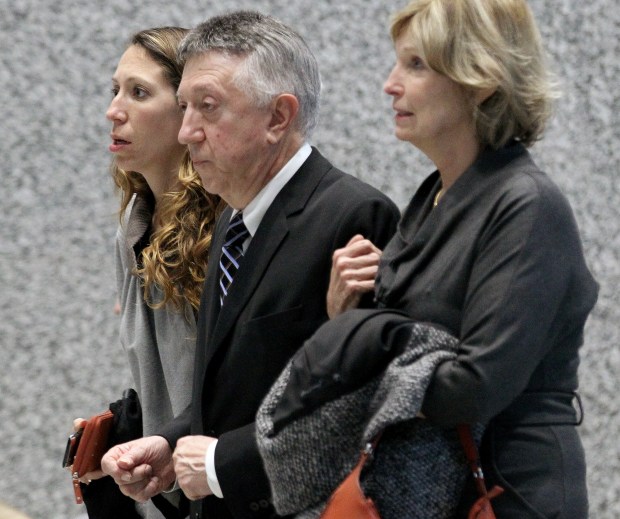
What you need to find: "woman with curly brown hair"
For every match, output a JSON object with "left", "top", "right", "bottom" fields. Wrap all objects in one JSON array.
[
  {"left": 74, "top": 27, "right": 221, "bottom": 519},
  {"left": 110, "top": 26, "right": 221, "bottom": 437}
]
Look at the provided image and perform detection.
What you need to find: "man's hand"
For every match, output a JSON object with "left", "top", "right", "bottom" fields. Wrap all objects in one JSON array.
[
  {"left": 327, "top": 234, "right": 382, "bottom": 318},
  {"left": 101, "top": 436, "right": 175, "bottom": 503},
  {"left": 173, "top": 436, "right": 216, "bottom": 501}
]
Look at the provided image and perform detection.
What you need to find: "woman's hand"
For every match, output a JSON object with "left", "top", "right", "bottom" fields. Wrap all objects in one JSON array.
[{"left": 327, "top": 234, "right": 383, "bottom": 318}]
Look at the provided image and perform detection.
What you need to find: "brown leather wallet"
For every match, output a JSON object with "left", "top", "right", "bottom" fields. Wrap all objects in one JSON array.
[{"left": 71, "top": 410, "right": 114, "bottom": 504}]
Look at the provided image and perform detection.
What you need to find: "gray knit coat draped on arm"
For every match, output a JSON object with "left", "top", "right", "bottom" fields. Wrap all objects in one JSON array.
[{"left": 256, "top": 321, "right": 476, "bottom": 519}]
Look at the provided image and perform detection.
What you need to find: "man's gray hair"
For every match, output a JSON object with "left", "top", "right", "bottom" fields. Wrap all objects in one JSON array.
[{"left": 178, "top": 10, "right": 321, "bottom": 138}]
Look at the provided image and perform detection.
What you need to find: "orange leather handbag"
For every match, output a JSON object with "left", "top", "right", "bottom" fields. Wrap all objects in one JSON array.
[{"left": 319, "top": 439, "right": 381, "bottom": 519}]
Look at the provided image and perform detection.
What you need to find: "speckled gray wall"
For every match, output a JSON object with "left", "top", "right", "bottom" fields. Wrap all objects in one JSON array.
[{"left": 0, "top": 1, "right": 617, "bottom": 518}]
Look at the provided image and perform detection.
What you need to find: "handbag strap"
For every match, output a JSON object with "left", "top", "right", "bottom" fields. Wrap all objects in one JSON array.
[
  {"left": 363, "top": 426, "right": 486, "bottom": 494},
  {"left": 456, "top": 424, "right": 491, "bottom": 498},
  {"left": 363, "top": 432, "right": 383, "bottom": 461},
  {"left": 355, "top": 426, "right": 498, "bottom": 501}
]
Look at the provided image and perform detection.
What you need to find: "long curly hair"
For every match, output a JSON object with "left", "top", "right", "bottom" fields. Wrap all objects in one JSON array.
[{"left": 112, "top": 27, "right": 223, "bottom": 312}]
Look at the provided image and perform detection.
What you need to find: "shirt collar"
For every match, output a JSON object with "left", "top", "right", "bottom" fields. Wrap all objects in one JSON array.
[{"left": 232, "top": 142, "right": 312, "bottom": 237}]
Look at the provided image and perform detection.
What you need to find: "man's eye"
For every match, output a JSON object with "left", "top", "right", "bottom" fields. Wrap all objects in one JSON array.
[{"left": 110, "top": 87, "right": 119, "bottom": 97}]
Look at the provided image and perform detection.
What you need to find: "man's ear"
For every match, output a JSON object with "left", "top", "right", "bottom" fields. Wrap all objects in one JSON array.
[{"left": 267, "top": 94, "right": 300, "bottom": 144}]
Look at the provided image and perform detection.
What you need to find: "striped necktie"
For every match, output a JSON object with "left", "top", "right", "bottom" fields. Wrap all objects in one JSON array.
[{"left": 218, "top": 212, "right": 249, "bottom": 306}]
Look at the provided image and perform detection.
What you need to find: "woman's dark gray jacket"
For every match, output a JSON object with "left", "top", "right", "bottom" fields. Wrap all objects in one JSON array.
[
  {"left": 375, "top": 143, "right": 597, "bottom": 518},
  {"left": 258, "top": 142, "right": 598, "bottom": 519}
]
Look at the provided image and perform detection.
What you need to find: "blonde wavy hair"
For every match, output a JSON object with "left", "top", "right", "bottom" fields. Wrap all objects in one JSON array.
[
  {"left": 390, "top": 0, "right": 559, "bottom": 148},
  {"left": 112, "top": 27, "right": 222, "bottom": 312}
]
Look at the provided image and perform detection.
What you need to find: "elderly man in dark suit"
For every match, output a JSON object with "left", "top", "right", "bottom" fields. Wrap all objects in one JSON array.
[{"left": 101, "top": 10, "right": 399, "bottom": 519}]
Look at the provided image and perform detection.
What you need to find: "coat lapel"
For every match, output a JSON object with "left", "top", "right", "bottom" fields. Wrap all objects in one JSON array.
[
  {"left": 200, "top": 149, "right": 331, "bottom": 373},
  {"left": 208, "top": 205, "right": 289, "bottom": 356},
  {"left": 195, "top": 207, "right": 232, "bottom": 377}
]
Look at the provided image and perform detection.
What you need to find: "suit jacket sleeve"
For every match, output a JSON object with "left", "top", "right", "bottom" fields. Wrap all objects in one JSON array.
[{"left": 157, "top": 404, "right": 192, "bottom": 450}]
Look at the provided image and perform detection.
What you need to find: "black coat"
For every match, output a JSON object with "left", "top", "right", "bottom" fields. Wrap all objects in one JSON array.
[{"left": 159, "top": 148, "right": 400, "bottom": 519}]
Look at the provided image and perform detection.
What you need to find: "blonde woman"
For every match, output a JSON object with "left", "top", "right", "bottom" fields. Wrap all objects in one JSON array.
[
  {"left": 380, "top": 3, "right": 597, "bottom": 515},
  {"left": 271, "top": 1, "right": 598, "bottom": 517}
]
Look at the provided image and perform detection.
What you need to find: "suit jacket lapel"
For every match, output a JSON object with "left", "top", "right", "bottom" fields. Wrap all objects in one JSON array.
[
  {"left": 201, "top": 148, "right": 332, "bottom": 374},
  {"left": 194, "top": 206, "right": 232, "bottom": 392},
  {"left": 209, "top": 205, "right": 289, "bottom": 355}
]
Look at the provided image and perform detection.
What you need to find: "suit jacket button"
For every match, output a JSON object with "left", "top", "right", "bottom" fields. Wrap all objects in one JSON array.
[
  {"left": 259, "top": 499, "right": 269, "bottom": 508},
  {"left": 250, "top": 502, "right": 260, "bottom": 512}
]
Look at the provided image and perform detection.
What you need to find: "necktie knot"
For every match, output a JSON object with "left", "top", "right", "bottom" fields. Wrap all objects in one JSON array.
[{"left": 219, "top": 212, "right": 249, "bottom": 306}]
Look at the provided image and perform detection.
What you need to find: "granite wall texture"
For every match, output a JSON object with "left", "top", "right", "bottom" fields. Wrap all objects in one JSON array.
[{"left": 0, "top": 1, "right": 617, "bottom": 518}]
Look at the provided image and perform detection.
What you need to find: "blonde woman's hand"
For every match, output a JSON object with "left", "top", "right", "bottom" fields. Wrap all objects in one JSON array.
[{"left": 327, "top": 234, "right": 382, "bottom": 319}]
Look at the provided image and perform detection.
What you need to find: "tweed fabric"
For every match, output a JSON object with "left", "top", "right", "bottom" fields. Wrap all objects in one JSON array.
[{"left": 256, "top": 323, "right": 474, "bottom": 519}]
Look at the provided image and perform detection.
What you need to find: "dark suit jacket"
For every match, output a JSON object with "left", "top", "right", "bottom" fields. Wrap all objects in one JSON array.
[{"left": 159, "top": 148, "right": 399, "bottom": 519}]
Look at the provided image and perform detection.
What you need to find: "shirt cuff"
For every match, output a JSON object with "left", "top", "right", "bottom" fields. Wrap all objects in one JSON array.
[
  {"left": 163, "top": 478, "right": 179, "bottom": 493},
  {"left": 206, "top": 439, "right": 223, "bottom": 498}
]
